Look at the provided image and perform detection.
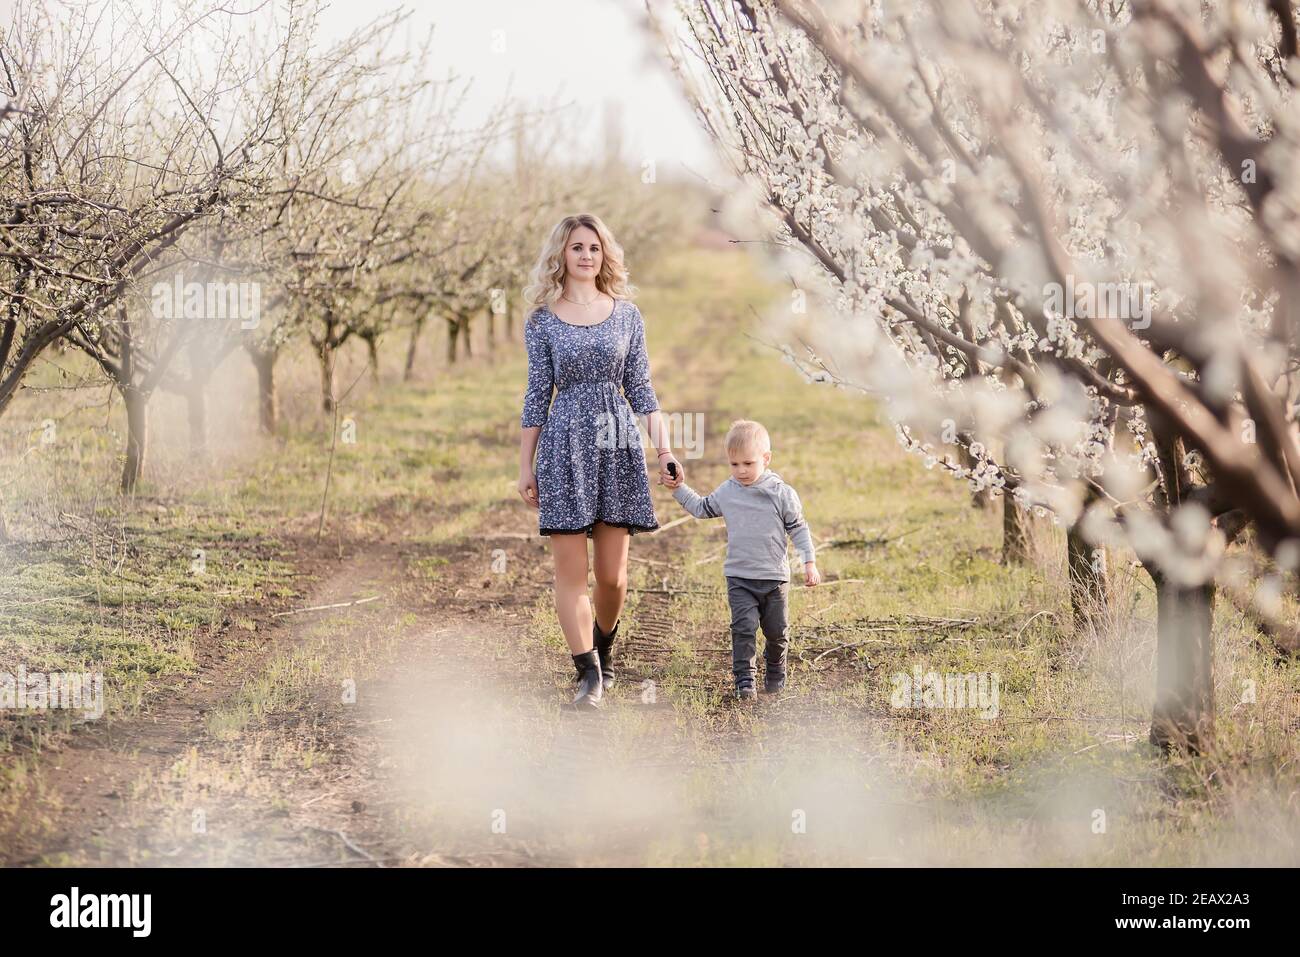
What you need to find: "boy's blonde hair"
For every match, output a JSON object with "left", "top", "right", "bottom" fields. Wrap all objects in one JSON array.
[{"left": 725, "top": 419, "right": 771, "bottom": 456}]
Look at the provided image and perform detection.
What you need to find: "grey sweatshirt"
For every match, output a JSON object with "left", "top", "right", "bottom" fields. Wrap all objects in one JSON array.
[{"left": 672, "top": 470, "right": 816, "bottom": 582}]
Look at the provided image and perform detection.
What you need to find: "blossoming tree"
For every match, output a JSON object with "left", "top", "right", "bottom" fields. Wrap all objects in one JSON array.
[{"left": 660, "top": 0, "right": 1300, "bottom": 752}]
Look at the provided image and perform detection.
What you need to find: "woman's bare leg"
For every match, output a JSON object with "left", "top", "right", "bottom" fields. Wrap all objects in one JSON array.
[
  {"left": 551, "top": 532, "right": 593, "bottom": 654},
  {"left": 591, "top": 522, "right": 630, "bottom": 632}
]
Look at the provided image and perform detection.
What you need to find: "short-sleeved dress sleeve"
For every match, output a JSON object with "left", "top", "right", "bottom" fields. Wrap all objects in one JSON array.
[
  {"left": 622, "top": 306, "right": 660, "bottom": 415},
  {"left": 521, "top": 313, "right": 554, "bottom": 428}
]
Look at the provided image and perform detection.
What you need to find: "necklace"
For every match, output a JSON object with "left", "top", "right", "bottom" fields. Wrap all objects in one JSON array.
[{"left": 561, "top": 291, "right": 603, "bottom": 306}]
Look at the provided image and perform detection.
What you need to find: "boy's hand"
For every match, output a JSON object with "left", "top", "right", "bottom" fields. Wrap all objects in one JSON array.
[{"left": 804, "top": 561, "right": 820, "bottom": 587}]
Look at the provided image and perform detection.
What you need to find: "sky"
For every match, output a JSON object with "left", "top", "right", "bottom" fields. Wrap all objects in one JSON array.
[
  {"left": 307, "top": 0, "right": 725, "bottom": 182},
  {"left": 0, "top": 0, "right": 726, "bottom": 181}
]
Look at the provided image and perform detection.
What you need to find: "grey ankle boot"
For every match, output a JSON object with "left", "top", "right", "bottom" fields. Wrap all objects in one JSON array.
[
  {"left": 593, "top": 618, "right": 619, "bottom": 691},
  {"left": 572, "top": 649, "right": 603, "bottom": 709}
]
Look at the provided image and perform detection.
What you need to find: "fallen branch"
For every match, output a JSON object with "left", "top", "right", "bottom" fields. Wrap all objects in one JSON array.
[
  {"left": 822, "top": 524, "right": 924, "bottom": 549},
  {"left": 650, "top": 515, "right": 693, "bottom": 535},
  {"left": 812, "top": 642, "right": 876, "bottom": 665},
  {"left": 1014, "top": 610, "right": 1055, "bottom": 641},
  {"left": 628, "top": 587, "right": 718, "bottom": 596},
  {"left": 301, "top": 825, "right": 385, "bottom": 867},
  {"left": 272, "top": 596, "right": 381, "bottom": 618},
  {"left": 809, "top": 633, "right": 952, "bottom": 665},
  {"left": 805, "top": 614, "right": 981, "bottom": 633},
  {"left": 692, "top": 544, "right": 728, "bottom": 565},
  {"left": 0, "top": 591, "right": 95, "bottom": 609},
  {"left": 292, "top": 857, "right": 409, "bottom": 868}
]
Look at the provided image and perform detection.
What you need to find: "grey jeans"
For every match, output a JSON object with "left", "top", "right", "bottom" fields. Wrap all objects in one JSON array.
[{"left": 725, "top": 576, "right": 789, "bottom": 682}]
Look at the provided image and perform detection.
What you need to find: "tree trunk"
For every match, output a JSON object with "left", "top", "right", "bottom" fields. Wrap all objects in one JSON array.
[
  {"left": 404, "top": 315, "right": 425, "bottom": 382},
  {"left": 181, "top": 335, "right": 221, "bottom": 456},
  {"left": 186, "top": 387, "right": 208, "bottom": 458},
  {"left": 485, "top": 304, "right": 495, "bottom": 352},
  {"left": 1066, "top": 527, "right": 1108, "bottom": 631},
  {"left": 120, "top": 384, "right": 148, "bottom": 494},
  {"left": 459, "top": 314, "right": 472, "bottom": 358},
  {"left": 1148, "top": 568, "right": 1216, "bottom": 754},
  {"left": 445, "top": 314, "right": 473, "bottom": 363},
  {"left": 249, "top": 347, "right": 278, "bottom": 434},
  {"left": 1002, "top": 494, "right": 1029, "bottom": 564},
  {"left": 319, "top": 343, "right": 335, "bottom": 414},
  {"left": 364, "top": 334, "right": 380, "bottom": 384}
]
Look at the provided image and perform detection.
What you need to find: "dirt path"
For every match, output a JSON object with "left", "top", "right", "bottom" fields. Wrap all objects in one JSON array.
[
  {"left": 0, "top": 492, "right": 803, "bottom": 866},
  {"left": 0, "top": 527, "right": 395, "bottom": 865},
  {"left": 0, "top": 286, "right": 931, "bottom": 867},
  {"left": 0, "top": 503, "right": 548, "bottom": 865},
  {"left": 0, "top": 315, "right": 798, "bottom": 867}
]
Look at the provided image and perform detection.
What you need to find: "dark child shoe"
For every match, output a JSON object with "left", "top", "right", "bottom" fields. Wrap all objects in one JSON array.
[{"left": 735, "top": 676, "right": 757, "bottom": 701}]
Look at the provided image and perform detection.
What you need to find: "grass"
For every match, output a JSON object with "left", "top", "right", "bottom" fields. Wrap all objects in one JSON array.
[
  {"left": 522, "top": 246, "right": 1300, "bottom": 864},
  {"left": 1, "top": 244, "right": 1297, "bottom": 864}
]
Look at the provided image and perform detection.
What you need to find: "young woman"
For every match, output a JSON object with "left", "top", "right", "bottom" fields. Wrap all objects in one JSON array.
[{"left": 517, "top": 213, "right": 684, "bottom": 709}]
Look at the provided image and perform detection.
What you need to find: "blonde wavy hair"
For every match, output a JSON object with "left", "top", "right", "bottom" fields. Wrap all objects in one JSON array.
[{"left": 522, "top": 214, "right": 637, "bottom": 326}]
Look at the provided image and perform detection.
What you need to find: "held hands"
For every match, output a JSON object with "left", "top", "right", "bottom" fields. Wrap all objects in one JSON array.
[
  {"left": 804, "top": 561, "right": 821, "bottom": 587},
  {"left": 518, "top": 470, "right": 539, "bottom": 509},
  {"left": 657, "top": 451, "right": 684, "bottom": 489}
]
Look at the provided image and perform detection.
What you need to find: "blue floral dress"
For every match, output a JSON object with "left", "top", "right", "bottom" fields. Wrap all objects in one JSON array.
[{"left": 521, "top": 298, "right": 660, "bottom": 537}]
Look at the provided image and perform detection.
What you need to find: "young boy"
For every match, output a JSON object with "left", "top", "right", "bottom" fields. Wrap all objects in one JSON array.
[{"left": 667, "top": 419, "right": 819, "bottom": 700}]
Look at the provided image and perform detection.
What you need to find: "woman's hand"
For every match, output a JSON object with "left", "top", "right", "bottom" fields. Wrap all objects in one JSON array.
[
  {"left": 518, "top": 470, "right": 539, "bottom": 509},
  {"left": 657, "top": 452, "right": 684, "bottom": 489}
]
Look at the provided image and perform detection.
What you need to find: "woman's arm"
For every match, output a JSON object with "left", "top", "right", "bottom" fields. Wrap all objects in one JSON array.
[
  {"left": 646, "top": 412, "right": 683, "bottom": 488},
  {"left": 622, "top": 306, "right": 659, "bottom": 416},
  {"left": 623, "top": 307, "right": 684, "bottom": 487},
  {"left": 521, "top": 316, "right": 554, "bottom": 430},
  {"left": 519, "top": 316, "right": 552, "bottom": 508},
  {"left": 518, "top": 426, "right": 541, "bottom": 508}
]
